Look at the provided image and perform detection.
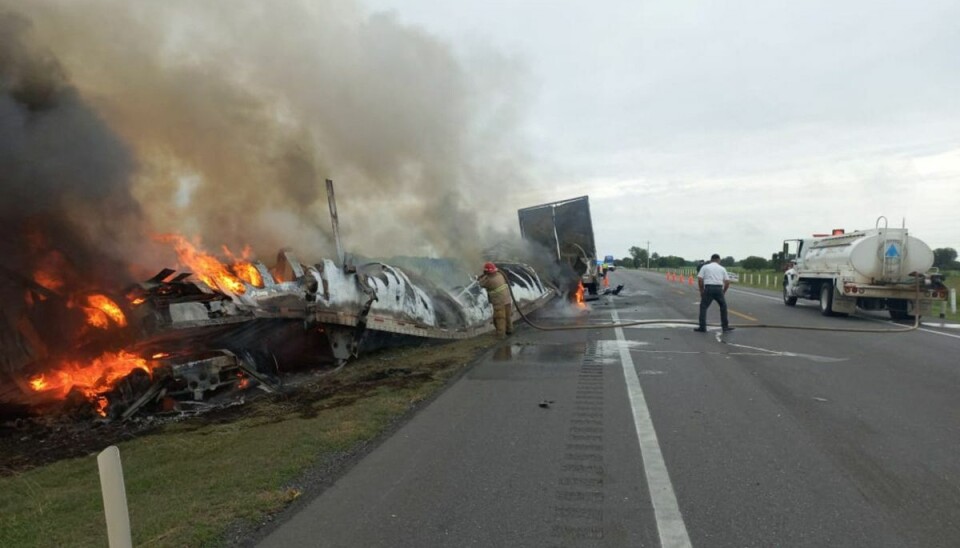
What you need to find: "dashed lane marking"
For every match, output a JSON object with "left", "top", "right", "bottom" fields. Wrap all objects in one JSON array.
[
  {"left": 729, "top": 309, "right": 758, "bottom": 321},
  {"left": 612, "top": 309, "right": 692, "bottom": 548}
]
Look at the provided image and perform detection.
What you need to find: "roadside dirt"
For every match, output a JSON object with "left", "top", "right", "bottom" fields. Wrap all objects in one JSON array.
[{"left": 0, "top": 335, "right": 497, "bottom": 476}]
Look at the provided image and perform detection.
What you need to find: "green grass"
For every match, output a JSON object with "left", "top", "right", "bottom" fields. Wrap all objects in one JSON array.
[{"left": 0, "top": 336, "right": 496, "bottom": 547}]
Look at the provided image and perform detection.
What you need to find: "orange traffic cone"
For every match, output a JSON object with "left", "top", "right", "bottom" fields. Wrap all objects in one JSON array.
[
  {"left": 688, "top": 275, "right": 694, "bottom": 285},
  {"left": 603, "top": 276, "right": 610, "bottom": 288},
  {"left": 667, "top": 272, "right": 673, "bottom": 281}
]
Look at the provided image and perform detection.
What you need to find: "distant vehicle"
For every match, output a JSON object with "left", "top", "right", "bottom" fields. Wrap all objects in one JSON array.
[
  {"left": 603, "top": 255, "right": 616, "bottom": 271},
  {"left": 781, "top": 218, "right": 947, "bottom": 319},
  {"left": 518, "top": 196, "right": 602, "bottom": 299}
]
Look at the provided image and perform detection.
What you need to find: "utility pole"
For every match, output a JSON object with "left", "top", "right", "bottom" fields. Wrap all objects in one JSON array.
[{"left": 646, "top": 240, "right": 650, "bottom": 269}]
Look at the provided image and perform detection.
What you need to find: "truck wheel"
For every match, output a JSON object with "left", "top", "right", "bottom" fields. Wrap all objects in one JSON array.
[
  {"left": 889, "top": 303, "right": 915, "bottom": 320},
  {"left": 819, "top": 282, "right": 834, "bottom": 316},
  {"left": 783, "top": 282, "right": 797, "bottom": 306}
]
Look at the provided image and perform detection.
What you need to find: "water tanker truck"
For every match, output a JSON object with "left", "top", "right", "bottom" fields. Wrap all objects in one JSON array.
[{"left": 781, "top": 218, "right": 948, "bottom": 319}]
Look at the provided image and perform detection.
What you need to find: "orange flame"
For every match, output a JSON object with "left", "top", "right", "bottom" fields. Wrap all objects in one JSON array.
[
  {"left": 223, "top": 244, "right": 264, "bottom": 288},
  {"left": 31, "top": 249, "right": 68, "bottom": 293},
  {"left": 86, "top": 294, "right": 127, "bottom": 327},
  {"left": 74, "top": 294, "right": 127, "bottom": 330},
  {"left": 33, "top": 269, "right": 64, "bottom": 292},
  {"left": 83, "top": 308, "right": 111, "bottom": 329},
  {"left": 29, "top": 376, "right": 48, "bottom": 391},
  {"left": 575, "top": 281, "right": 586, "bottom": 307},
  {"left": 27, "top": 351, "right": 153, "bottom": 415},
  {"left": 156, "top": 234, "right": 248, "bottom": 294},
  {"left": 232, "top": 262, "right": 263, "bottom": 288},
  {"left": 130, "top": 297, "right": 146, "bottom": 306}
]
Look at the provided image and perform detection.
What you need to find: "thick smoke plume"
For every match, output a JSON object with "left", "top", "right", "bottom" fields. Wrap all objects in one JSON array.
[
  {"left": 0, "top": 11, "right": 141, "bottom": 311},
  {"left": 0, "top": 1, "right": 531, "bottom": 273}
]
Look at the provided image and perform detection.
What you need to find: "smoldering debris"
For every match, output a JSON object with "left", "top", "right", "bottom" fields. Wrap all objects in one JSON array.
[
  {"left": 0, "top": 2, "right": 548, "bottom": 429},
  {"left": 0, "top": 242, "right": 555, "bottom": 423}
]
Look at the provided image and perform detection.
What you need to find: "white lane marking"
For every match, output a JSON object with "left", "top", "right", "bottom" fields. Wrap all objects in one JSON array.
[
  {"left": 612, "top": 309, "right": 692, "bottom": 548},
  {"left": 917, "top": 327, "right": 960, "bottom": 340},
  {"left": 859, "top": 315, "right": 960, "bottom": 341},
  {"left": 719, "top": 340, "right": 847, "bottom": 363},
  {"left": 921, "top": 322, "right": 960, "bottom": 329}
]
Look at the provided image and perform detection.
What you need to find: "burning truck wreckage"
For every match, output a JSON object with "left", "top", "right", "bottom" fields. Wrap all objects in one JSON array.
[
  {"left": 0, "top": 192, "right": 616, "bottom": 427},
  {"left": 0, "top": 243, "right": 555, "bottom": 423}
]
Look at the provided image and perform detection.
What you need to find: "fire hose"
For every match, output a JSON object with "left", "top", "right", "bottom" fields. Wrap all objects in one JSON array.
[{"left": 506, "top": 277, "right": 923, "bottom": 334}]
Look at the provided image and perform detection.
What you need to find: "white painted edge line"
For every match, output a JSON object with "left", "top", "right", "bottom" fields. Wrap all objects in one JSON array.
[
  {"left": 612, "top": 309, "right": 692, "bottom": 548},
  {"left": 859, "top": 315, "right": 960, "bottom": 341},
  {"left": 916, "top": 327, "right": 960, "bottom": 340}
]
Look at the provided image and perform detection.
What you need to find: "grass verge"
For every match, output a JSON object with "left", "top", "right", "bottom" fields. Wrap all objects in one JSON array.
[{"left": 0, "top": 335, "right": 499, "bottom": 547}]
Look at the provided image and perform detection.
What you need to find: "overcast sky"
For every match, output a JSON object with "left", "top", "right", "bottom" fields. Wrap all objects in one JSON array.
[{"left": 360, "top": 0, "right": 959, "bottom": 262}]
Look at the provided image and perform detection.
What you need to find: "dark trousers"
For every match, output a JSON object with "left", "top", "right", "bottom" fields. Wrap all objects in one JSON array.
[{"left": 699, "top": 286, "right": 729, "bottom": 329}]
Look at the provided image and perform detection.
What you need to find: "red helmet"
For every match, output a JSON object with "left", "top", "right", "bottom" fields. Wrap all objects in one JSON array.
[{"left": 483, "top": 262, "right": 497, "bottom": 273}]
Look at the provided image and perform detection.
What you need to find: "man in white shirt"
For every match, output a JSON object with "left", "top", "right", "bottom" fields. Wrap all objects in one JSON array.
[{"left": 695, "top": 254, "right": 733, "bottom": 332}]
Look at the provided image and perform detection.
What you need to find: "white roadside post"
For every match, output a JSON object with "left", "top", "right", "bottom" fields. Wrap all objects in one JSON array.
[{"left": 98, "top": 446, "right": 133, "bottom": 548}]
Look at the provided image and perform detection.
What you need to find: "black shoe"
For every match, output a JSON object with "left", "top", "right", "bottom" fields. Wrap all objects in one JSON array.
[
  {"left": 693, "top": 327, "right": 707, "bottom": 332},
  {"left": 722, "top": 326, "right": 735, "bottom": 332}
]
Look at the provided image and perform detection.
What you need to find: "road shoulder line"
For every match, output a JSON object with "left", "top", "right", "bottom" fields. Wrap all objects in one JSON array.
[{"left": 612, "top": 309, "right": 692, "bottom": 548}]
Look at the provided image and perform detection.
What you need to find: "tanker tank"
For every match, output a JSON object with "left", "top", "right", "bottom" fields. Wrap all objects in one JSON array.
[{"left": 801, "top": 228, "right": 934, "bottom": 283}]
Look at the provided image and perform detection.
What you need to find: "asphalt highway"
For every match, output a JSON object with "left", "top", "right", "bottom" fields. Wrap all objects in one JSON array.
[{"left": 257, "top": 269, "right": 960, "bottom": 548}]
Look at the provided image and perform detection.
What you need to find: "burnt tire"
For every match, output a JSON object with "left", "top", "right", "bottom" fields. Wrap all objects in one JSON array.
[{"left": 819, "top": 282, "right": 834, "bottom": 316}]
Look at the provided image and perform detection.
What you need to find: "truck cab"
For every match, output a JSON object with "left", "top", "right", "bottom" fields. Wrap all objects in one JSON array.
[{"left": 603, "top": 255, "right": 616, "bottom": 271}]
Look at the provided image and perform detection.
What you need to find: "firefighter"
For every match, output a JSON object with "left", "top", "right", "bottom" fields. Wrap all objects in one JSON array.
[{"left": 478, "top": 262, "right": 513, "bottom": 337}]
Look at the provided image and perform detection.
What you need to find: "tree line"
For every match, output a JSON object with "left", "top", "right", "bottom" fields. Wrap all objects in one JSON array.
[{"left": 615, "top": 246, "right": 960, "bottom": 271}]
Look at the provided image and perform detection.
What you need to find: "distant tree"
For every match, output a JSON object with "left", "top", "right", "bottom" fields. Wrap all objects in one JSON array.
[
  {"left": 720, "top": 256, "right": 735, "bottom": 267},
  {"left": 769, "top": 252, "right": 784, "bottom": 272},
  {"left": 620, "top": 257, "right": 633, "bottom": 268},
  {"left": 628, "top": 246, "right": 649, "bottom": 268},
  {"left": 741, "top": 256, "right": 768, "bottom": 270},
  {"left": 659, "top": 255, "right": 686, "bottom": 268},
  {"left": 933, "top": 248, "right": 958, "bottom": 269},
  {"left": 650, "top": 252, "right": 661, "bottom": 268}
]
